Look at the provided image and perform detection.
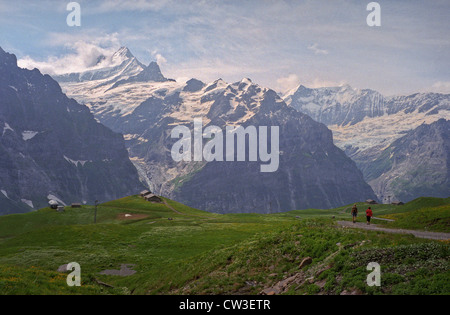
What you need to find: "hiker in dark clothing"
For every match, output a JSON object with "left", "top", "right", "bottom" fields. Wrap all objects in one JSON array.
[
  {"left": 351, "top": 204, "right": 358, "bottom": 223},
  {"left": 366, "top": 207, "right": 373, "bottom": 225}
]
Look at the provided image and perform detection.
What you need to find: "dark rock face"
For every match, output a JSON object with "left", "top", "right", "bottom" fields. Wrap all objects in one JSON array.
[
  {"left": 169, "top": 88, "right": 377, "bottom": 213},
  {"left": 183, "top": 79, "right": 205, "bottom": 92},
  {"left": 368, "top": 119, "right": 450, "bottom": 202},
  {"left": 139, "top": 62, "right": 169, "bottom": 82},
  {"left": 173, "top": 120, "right": 376, "bottom": 213},
  {"left": 0, "top": 47, "right": 144, "bottom": 215}
]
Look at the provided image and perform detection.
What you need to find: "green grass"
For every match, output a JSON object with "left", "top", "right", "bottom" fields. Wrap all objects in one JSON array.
[
  {"left": 377, "top": 203, "right": 450, "bottom": 233},
  {"left": 0, "top": 195, "right": 448, "bottom": 295},
  {"left": 168, "top": 218, "right": 449, "bottom": 295}
]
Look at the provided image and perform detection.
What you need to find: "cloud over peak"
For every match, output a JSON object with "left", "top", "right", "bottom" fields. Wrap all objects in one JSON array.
[{"left": 17, "top": 38, "right": 122, "bottom": 75}]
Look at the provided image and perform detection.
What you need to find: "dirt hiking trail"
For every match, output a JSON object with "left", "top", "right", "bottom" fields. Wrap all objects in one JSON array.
[{"left": 338, "top": 221, "right": 450, "bottom": 240}]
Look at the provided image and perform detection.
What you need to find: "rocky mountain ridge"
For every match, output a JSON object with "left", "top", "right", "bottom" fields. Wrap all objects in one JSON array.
[{"left": 0, "top": 47, "right": 145, "bottom": 214}]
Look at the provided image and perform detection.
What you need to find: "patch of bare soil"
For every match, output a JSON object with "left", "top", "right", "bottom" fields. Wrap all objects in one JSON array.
[
  {"left": 116, "top": 213, "right": 149, "bottom": 220},
  {"left": 99, "top": 264, "right": 137, "bottom": 276},
  {"left": 338, "top": 221, "right": 450, "bottom": 240}
]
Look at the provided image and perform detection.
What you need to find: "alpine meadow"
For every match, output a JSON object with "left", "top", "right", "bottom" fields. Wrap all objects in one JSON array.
[{"left": 0, "top": 0, "right": 449, "bottom": 301}]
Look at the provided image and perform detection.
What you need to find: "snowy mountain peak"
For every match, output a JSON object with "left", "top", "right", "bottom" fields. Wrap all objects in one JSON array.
[
  {"left": 215, "top": 78, "right": 226, "bottom": 84},
  {"left": 113, "top": 46, "right": 134, "bottom": 60},
  {"left": 109, "top": 46, "right": 137, "bottom": 66},
  {"left": 183, "top": 78, "right": 205, "bottom": 92},
  {"left": 297, "top": 84, "right": 309, "bottom": 91},
  {"left": 139, "top": 61, "right": 167, "bottom": 81},
  {"left": 54, "top": 46, "right": 144, "bottom": 84},
  {"left": 204, "top": 78, "right": 228, "bottom": 92},
  {"left": 53, "top": 46, "right": 177, "bottom": 88}
]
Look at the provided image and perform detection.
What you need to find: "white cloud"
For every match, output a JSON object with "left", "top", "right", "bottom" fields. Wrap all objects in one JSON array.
[
  {"left": 151, "top": 50, "right": 167, "bottom": 66},
  {"left": 423, "top": 81, "right": 450, "bottom": 94},
  {"left": 17, "top": 37, "right": 122, "bottom": 75},
  {"left": 164, "top": 57, "right": 265, "bottom": 86},
  {"left": 275, "top": 74, "right": 348, "bottom": 94},
  {"left": 308, "top": 78, "right": 347, "bottom": 89},
  {"left": 93, "top": 0, "right": 173, "bottom": 13},
  {"left": 307, "top": 43, "right": 329, "bottom": 55},
  {"left": 276, "top": 74, "right": 301, "bottom": 93}
]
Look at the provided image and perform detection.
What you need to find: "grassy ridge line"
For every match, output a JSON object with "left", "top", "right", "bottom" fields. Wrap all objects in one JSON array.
[{"left": 377, "top": 204, "right": 450, "bottom": 233}]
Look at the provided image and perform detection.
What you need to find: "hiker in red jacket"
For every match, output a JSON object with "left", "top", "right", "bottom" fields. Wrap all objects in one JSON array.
[{"left": 366, "top": 207, "right": 373, "bottom": 225}]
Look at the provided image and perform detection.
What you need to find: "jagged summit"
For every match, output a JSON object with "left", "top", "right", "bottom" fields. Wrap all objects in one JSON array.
[
  {"left": 112, "top": 46, "right": 135, "bottom": 60},
  {"left": 132, "top": 60, "right": 170, "bottom": 82},
  {"left": 54, "top": 46, "right": 174, "bottom": 89},
  {"left": 0, "top": 46, "right": 18, "bottom": 69},
  {"left": 54, "top": 46, "right": 145, "bottom": 84},
  {"left": 183, "top": 78, "right": 205, "bottom": 92},
  {"left": 107, "top": 59, "right": 174, "bottom": 90}
]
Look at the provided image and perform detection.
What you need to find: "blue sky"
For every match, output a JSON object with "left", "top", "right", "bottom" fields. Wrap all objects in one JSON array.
[{"left": 1, "top": 0, "right": 449, "bottom": 95}]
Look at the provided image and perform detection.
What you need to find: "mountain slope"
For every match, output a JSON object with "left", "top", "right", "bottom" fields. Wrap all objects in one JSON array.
[
  {"left": 0, "top": 47, "right": 144, "bottom": 214},
  {"left": 367, "top": 119, "right": 449, "bottom": 202},
  {"left": 56, "top": 48, "right": 377, "bottom": 213}
]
